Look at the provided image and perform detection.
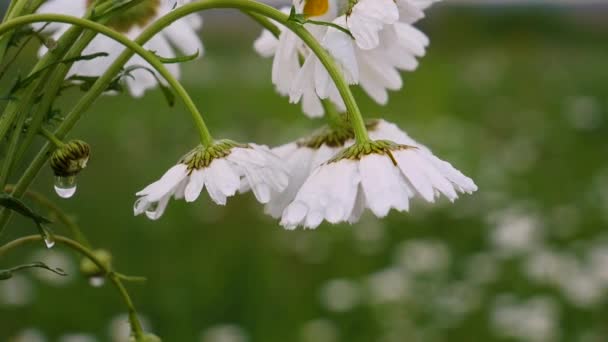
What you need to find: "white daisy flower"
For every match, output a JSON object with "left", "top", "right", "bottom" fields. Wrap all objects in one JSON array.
[
  {"left": 281, "top": 136, "right": 476, "bottom": 229},
  {"left": 36, "top": 0, "right": 203, "bottom": 97},
  {"left": 134, "top": 142, "right": 289, "bottom": 220},
  {"left": 285, "top": 0, "right": 440, "bottom": 109},
  {"left": 264, "top": 124, "right": 357, "bottom": 218}
]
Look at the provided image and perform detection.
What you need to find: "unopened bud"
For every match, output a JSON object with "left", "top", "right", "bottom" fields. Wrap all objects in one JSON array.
[
  {"left": 79, "top": 249, "right": 112, "bottom": 278},
  {"left": 50, "top": 140, "right": 90, "bottom": 177}
]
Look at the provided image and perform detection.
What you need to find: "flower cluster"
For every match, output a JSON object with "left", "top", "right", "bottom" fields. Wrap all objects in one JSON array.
[
  {"left": 135, "top": 120, "right": 476, "bottom": 229},
  {"left": 34, "top": 0, "right": 476, "bottom": 230},
  {"left": 255, "top": 0, "right": 440, "bottom": 117}
]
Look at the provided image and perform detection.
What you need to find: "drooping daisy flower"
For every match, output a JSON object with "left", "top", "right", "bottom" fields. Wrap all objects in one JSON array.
[
  {"left": 36, "top": 0, "right": 203, "bottom": 97},
  {"left": 280, "top": 136, "right": 476, "bottom": 230},
  {"left": 285, "top": 0, "right": 440, "bottom": 110},
  {"left": 134, "top": 141, "right": 289, "bottom": 220}
]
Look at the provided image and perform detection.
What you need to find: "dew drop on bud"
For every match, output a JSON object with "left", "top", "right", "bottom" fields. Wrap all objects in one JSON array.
[
  {"left": 54, "top": 176, "right": 77, "bottom": 199},
  {"left": 89, "top": 276, "right": 105, "bottom": 287}
]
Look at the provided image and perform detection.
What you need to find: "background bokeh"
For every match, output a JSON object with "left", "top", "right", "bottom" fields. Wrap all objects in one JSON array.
[{"left": 2, "top": 2, "right": 608, "bottom": 341}]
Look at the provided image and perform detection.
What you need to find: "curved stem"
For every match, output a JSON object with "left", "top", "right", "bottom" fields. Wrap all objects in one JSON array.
[
  {"left": 0, "top": 13, "right": 213, "bottom": 146},
  {"left": 0, "top": 234, "right": 144, "bottom": 339}
]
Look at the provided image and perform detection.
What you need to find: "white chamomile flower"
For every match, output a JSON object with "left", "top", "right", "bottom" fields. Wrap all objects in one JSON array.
[
  {"left": 288, "top": 0, "right": 440, "bottom": 108},
  {"left": 281, "top": 137, "right": 476, "bottom": 229},
  {"left": 36, "top": 0, "right": 203, "bottom": 97},
  {"left": 265, "top": 124, "right": 357, "bottom": 218},
  {"left": 134, "top": 141, "right": 289, "bottom": 220}
]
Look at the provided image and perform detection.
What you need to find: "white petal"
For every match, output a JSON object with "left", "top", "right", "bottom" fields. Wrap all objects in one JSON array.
[
  {"left": 184, "top": 169, "right": 205, "bottom": 202},
  {"left": 359, "top": 153, "right": 410, "bottom": 217},
  {"left": 136, "top": 164, "right": 188, "bottom": 202}
]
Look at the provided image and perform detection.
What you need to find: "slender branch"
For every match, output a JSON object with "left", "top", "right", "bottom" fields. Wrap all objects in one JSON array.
[{"left": 0, "top": 234, "right": 144, "bottom": 339}]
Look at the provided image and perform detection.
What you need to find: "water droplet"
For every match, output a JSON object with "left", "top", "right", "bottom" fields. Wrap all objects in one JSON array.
[
  {"left": 44, "top": 236, "right": 55, "bottom": 249},
  {"left": 89, "top": 276, "right": 105, "bottom": 287},
  {"left": 54, "top": 176, "right": 77, "bottom": 198}
]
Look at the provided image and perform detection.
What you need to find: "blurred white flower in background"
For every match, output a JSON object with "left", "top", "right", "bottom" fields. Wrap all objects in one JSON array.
[
  {"left": 35, "top": 0, "right": 203, "bottom": 97},
  {"left": 9, "top": 328, "right": 46, "bottom": 342},
  {"left": 489, "top": 208, "right": 543, "bottom": 257},
  {"left": 58, "top": 333, "right": 98, "bottom": 342},
  {"left": 200, "top": 324, "right": 248, "bottom": 342},
  {"left": 491, "top": 295, "right": 560, "bottom": 342},
  {"left": 366, "top": 267, "right": 410, "bottom": 303},
  {"left": 0, "top": 274, "right": 34, "bottom": 307},
  {"left": 393, "top": 239, "right": 451, "bottom": 274},
  {"left": 29, "top": 250, "right": 75, "bottom": 286},
  {"left": 108, "top": 313, "right": 151, "bottom": 342},
  {"left": 300, "top": 319, "right": 339, "bottom": 342},
  {"left": 320, "top": 278, "right": 361, "bottom": 312}
]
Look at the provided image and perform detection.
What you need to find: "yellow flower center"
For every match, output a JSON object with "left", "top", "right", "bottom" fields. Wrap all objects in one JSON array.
[
  {"left": 87, "top": 0, "right": 160, "bottom": 32},
  {"left": 303, "top": 0, "right": 330, "bottom": 18}
]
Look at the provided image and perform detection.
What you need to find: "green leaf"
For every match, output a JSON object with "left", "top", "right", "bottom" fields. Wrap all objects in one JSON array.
[
  {"left": 0, "top": 193, "right": 52, "bottom": 229},
  {"left": 153, "top": 49, "right": 200, "bottom": 64},
  {"left": 288, "top": 6, "right": 306, "bottom": 25}
]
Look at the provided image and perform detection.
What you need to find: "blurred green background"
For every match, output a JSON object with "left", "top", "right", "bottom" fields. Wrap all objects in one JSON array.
[{"left": 2, "top": 3, "right": 608, "bottom": 342}]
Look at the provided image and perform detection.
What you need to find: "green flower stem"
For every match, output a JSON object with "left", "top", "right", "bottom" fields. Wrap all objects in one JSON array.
[
  {"left": 39, "top": 126, "right": 65, "bottom": 148},
  {"left": 0, "top": 234, "right": 145, "bottom": 340}
]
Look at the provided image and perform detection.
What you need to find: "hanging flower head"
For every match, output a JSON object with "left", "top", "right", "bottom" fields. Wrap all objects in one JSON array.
[
  {"left": 36, "top": 0, "right": 203, "bottom": 97},
  {"left": 134, "top": 141, "right": 289, "bottom": 220},
  {"left": 255, "top": 0, "right": 441, "bottom": 115},
  {"left": 280, "top": 122, "right": 476, "bottom": 229}
]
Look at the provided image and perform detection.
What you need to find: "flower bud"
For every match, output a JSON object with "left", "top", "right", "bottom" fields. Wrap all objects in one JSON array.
[
  {"left": 50, "top": 140, "right": 91, "bottom": 177},
  {"left": 79, "top": 249, "right": 112, "bottom": 278}
]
